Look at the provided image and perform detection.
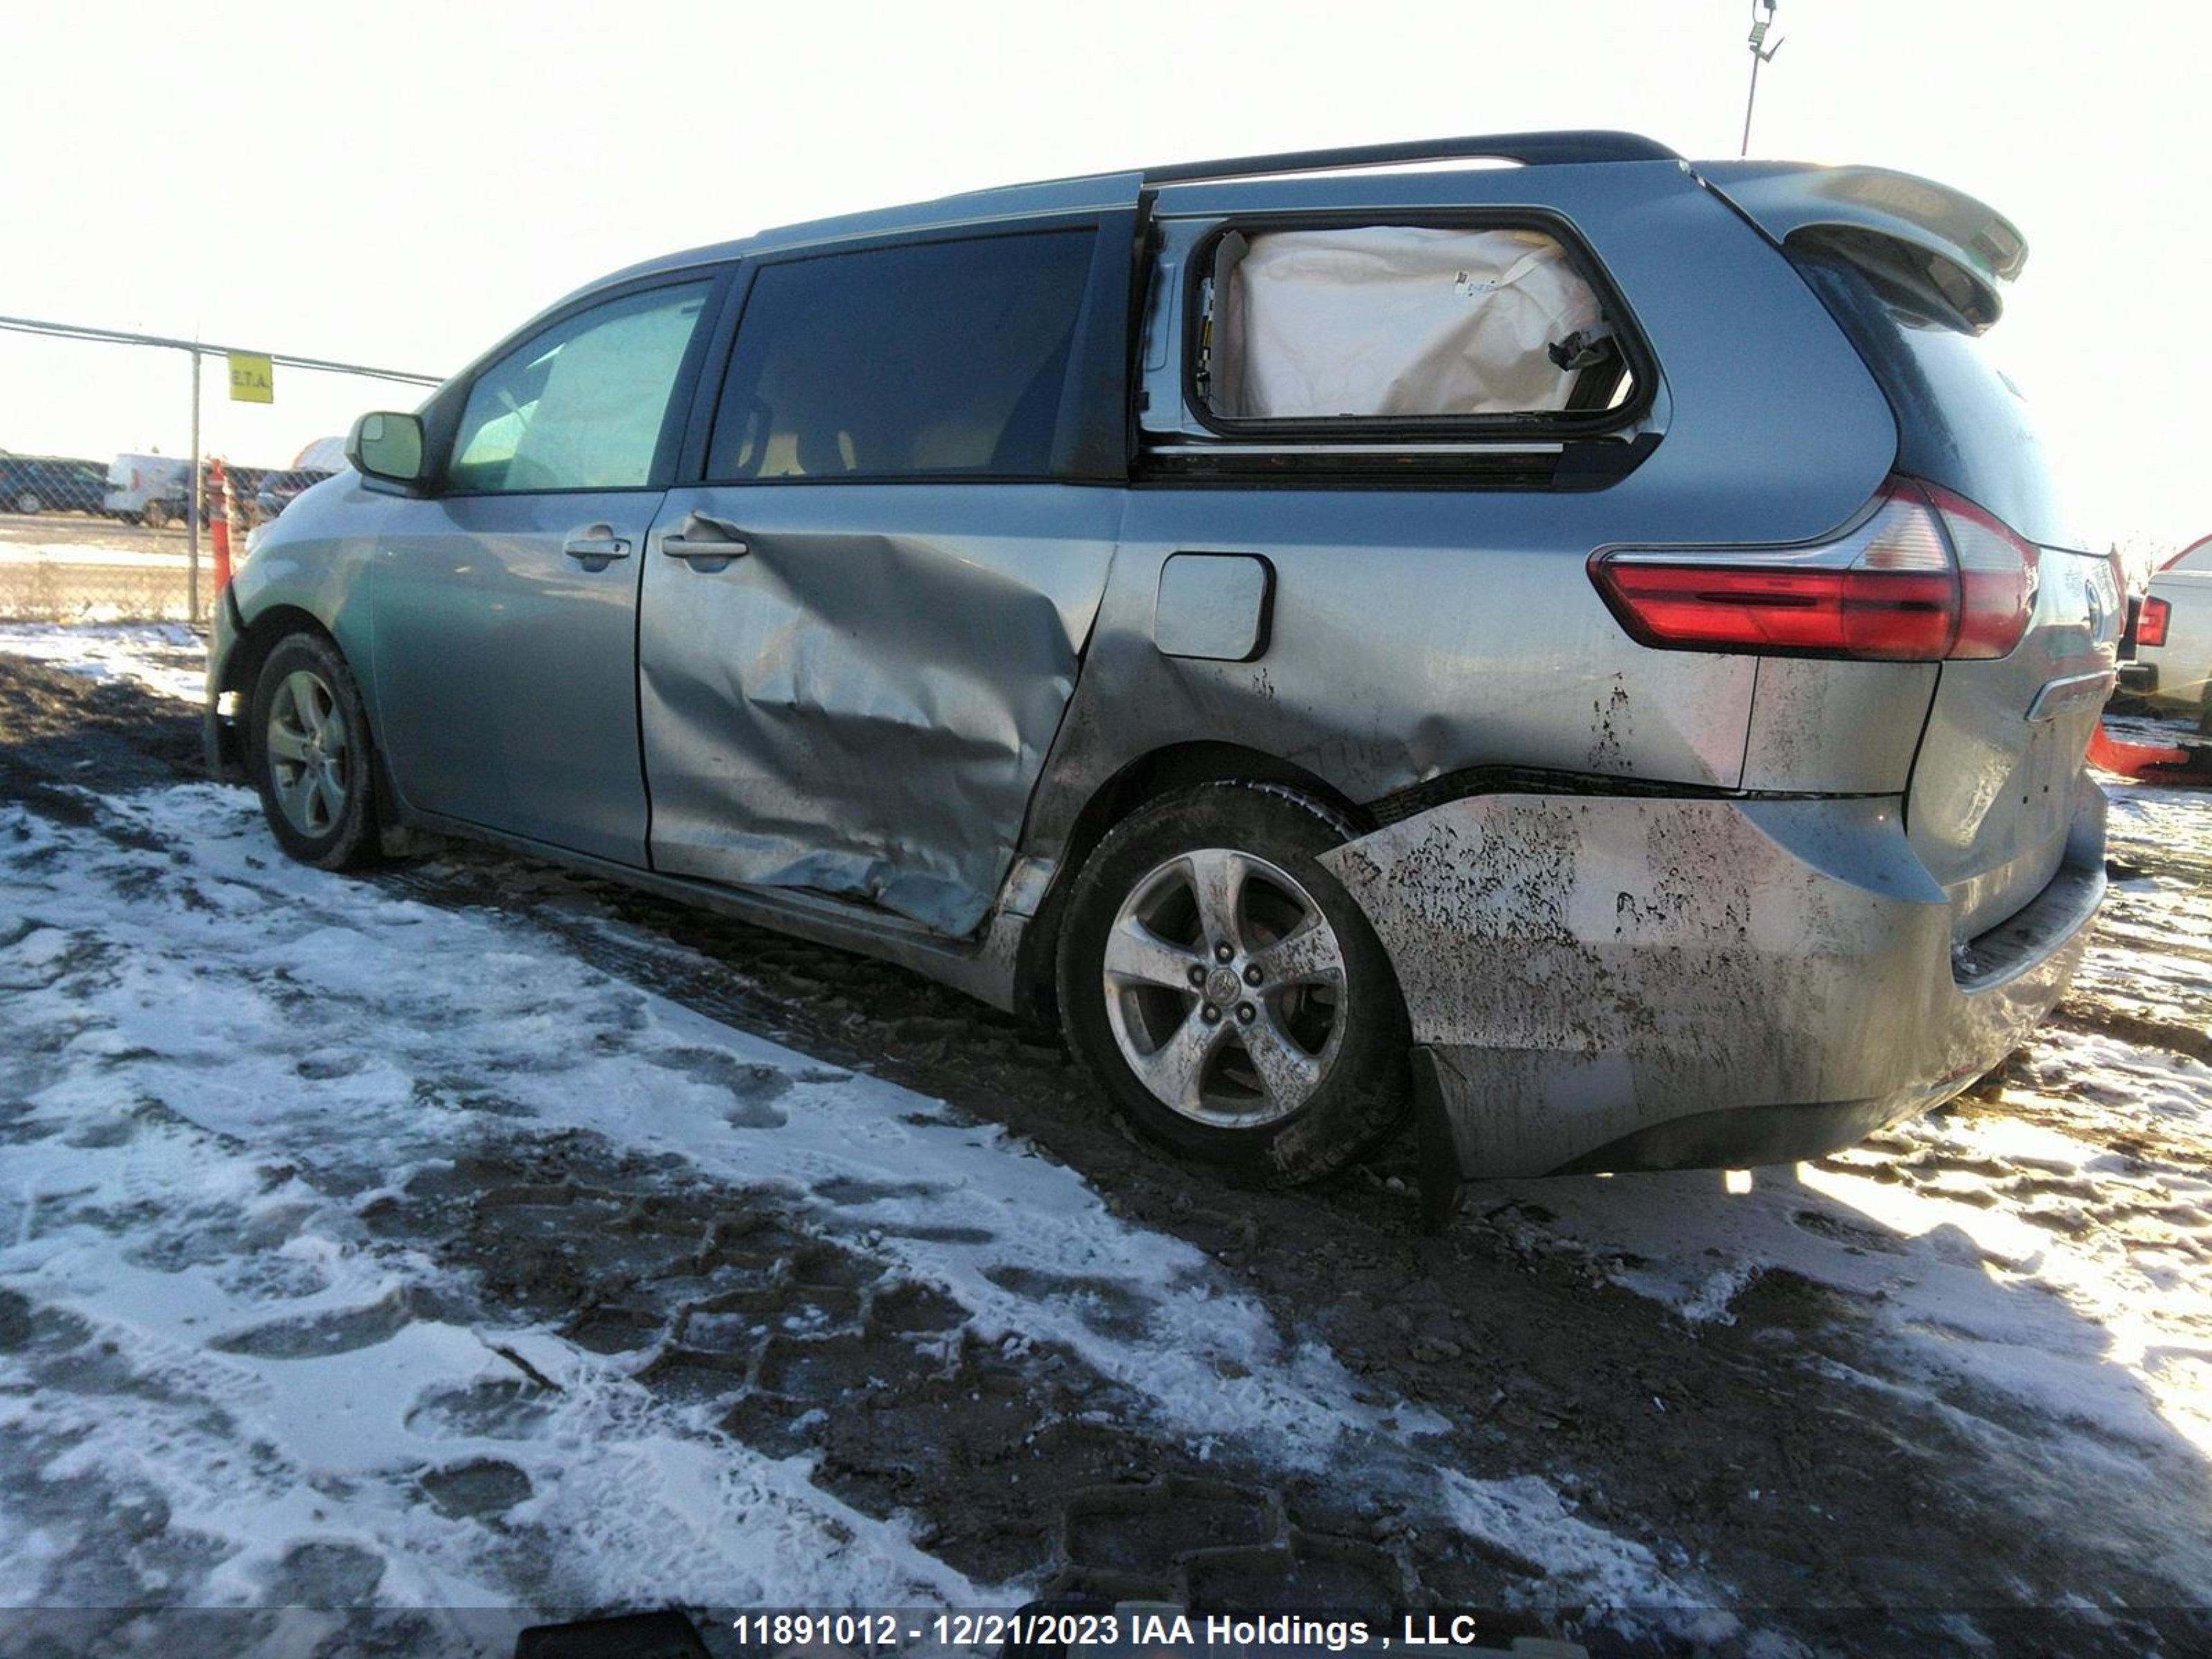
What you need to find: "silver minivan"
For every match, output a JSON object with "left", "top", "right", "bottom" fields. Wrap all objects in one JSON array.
[{"left": 205, "top": 132, "right": 2118, "bottom": 1219}]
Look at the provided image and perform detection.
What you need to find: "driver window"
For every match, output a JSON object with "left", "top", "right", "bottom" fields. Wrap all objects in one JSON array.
[{"left": 447, "top": 281, "right": 711, "bottom": 494}]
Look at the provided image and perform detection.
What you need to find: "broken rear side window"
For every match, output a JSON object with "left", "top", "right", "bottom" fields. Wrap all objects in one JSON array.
[{"left": 1194, "top": 224, "right": 1635, "bottom": 431}]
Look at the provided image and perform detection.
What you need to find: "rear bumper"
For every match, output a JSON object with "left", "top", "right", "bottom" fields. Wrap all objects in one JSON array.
[{"left": 1321, "top": 784, "right": 2105, "bottom": 1181}]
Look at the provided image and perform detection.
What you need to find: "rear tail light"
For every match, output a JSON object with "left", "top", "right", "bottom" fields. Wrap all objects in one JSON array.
[
  {"left": 1929, "top": 487, "right": 2042, "bottom": 659},
  {"left": 2138, "top": 596, "right": 2172, "bottom": 650},
  {"left": 1591, "top": 478, "right": 2041, "bottom": 662}
]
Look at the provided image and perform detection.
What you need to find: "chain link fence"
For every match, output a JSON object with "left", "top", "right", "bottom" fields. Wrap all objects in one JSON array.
[
  {"left": 0, "top": 317, "right": 438, "bottom": 625},
  {"left": 0, "top": 556, "right": 199, "bottom": 625}
]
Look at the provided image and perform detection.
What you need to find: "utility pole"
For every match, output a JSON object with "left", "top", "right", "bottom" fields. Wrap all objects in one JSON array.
[
  {"left": 1741, "top": 1, "right": 1784, "bottom": 158},
  {"left": 187, "top": 344, "right": 202, "bottom": 624}
]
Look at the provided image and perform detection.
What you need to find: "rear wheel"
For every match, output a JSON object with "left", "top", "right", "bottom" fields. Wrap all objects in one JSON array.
[
  {"left": 1056, "top": 781, "right": 1410, "bottom": 1186},
  {"left": 140, "top": 499, "right": 169, "bottom": 529},
  {"left": 248, "top": 633, "right": 380, "bottom": 871}
]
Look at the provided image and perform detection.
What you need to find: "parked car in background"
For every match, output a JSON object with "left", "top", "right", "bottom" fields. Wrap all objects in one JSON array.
[
  {"left": 246, "top": 438, "right": 346, "bottom": 524},
  {"left": 102, "top": 453, "right": 191, "bottom": 527},
  {"left": 253, "top": 468, "right": 337, "bottom": 523},
  {"left": 2125, "top": 535, "right": 2212, "bottom": 729},
  {"left": 218, "top": 465, "right": 271, "bottom": 518},
  {"left": 1, "top": 454, "right": 111, "bottom": 515},
  {"left": 206, "top": 132, "right": 2118, "bottom": 1213}
]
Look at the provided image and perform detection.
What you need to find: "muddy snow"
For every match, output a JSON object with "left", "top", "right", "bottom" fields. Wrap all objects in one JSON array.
[{"left": 2, "top": 627, "right": 2209, "bottom": 1658}]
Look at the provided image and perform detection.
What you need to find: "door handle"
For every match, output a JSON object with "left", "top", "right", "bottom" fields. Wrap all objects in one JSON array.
[
  {"left": 663, "top": 511, "right": 751, "bottom": 568},
  {"left": 562, "top": 524, "right": 631, "bottom": 570}
]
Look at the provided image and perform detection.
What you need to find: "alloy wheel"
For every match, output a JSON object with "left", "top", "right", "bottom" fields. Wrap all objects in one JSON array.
[
  {"left": 1100, "top": 847, "right": 1349, "bottom": 1127},
  {"left": 265, "top": 669, "right": 350, "bottom": 837}
]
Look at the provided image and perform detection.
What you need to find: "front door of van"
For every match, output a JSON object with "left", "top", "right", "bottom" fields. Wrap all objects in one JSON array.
[
  {"left": 371, "top": 277, "right": 718, "bottom": 865},
  {"left": 638, "top": 225, "right": 1128, "bottom": 936}
]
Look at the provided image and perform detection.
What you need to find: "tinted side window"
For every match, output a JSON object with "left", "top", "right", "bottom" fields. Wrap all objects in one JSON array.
[
  {"left": 706, "top": 229, "right": 1095, "bottom": 482},
  {"left": 448, "top": 281, "right": 711, "bottom": 494}
]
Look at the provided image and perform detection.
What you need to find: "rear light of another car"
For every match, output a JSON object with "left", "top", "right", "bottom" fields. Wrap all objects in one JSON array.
[
  {"left": 1591, "top": 478, "right": 2041, "bottom": 662},
  {"left": 2137, "top": 596, "right": 2172, "bottom": 650}
]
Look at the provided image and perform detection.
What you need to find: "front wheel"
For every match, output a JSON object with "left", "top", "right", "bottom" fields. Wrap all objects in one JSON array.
[
  {"left": 1056, "top": 781, "right": 1410, "bottom": 1186},
  {"left": 248, "top": 632, "right": 380, "bottom": 870},
  {"left": 13, "top": 489, "right": 40, "bottom": 514}
]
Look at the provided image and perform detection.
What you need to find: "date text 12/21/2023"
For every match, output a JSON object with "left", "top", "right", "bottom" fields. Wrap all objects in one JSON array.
[{"left": 724, "top": 1613, "right": 1508, "bottom": 1653}]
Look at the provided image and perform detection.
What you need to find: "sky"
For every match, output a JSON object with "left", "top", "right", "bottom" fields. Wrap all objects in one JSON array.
[{"left": 3, "top": 0, "right": 2207, "bottom": 556}]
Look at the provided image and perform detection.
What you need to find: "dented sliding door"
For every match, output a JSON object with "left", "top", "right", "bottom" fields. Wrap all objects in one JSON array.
[
  {"left": 637, "top": 485, "right": 1117, "bottom": 934},
  {"left": 635, "top": 221, "right": 1132, "bottom": 936}
]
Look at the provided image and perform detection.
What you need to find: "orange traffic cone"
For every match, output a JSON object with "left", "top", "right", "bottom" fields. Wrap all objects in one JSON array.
[{"left": 209, "top": 458, "right": 234, "bottom": 592}]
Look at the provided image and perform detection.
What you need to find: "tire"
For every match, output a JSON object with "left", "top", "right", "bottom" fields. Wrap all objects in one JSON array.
[
  {"left": 14, "top": 489, "right": 39, "bottom": 514},
  {"left": 140, "top": 500, "right": 169, "bottom": 529},
  {"left": 1056, "top": 780, "right": 1411, "bottom": 1186},
  {"left": 247, "top": 632, "right": 381, "bottom": 871}
]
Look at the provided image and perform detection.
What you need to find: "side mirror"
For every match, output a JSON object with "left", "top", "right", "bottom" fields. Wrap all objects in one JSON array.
[{"left": 347, "top": 411, "right": 428, "bottom": 485}]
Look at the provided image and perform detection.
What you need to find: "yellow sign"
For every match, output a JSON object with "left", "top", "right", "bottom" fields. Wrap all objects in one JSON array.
[{"left": 227, "top": 353, "right": 274, "bottom": 404}]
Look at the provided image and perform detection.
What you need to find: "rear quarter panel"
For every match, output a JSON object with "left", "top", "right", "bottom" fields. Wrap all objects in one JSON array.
[{"left": 1023, "top": 163, "right": 1904, "bottom": 867}]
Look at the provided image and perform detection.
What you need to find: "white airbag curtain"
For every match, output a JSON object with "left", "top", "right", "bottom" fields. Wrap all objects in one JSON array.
[{"left": 1209, "top": 227, "right": 1604, "bottom": 420}]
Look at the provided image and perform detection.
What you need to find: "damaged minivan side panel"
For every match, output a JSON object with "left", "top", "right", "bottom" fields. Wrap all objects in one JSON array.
[{"left": 1015, "top": 162, "right": 1903, "bottom": 890}]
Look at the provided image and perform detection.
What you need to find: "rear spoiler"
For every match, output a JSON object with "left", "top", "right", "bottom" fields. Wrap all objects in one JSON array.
[{"left": 1689, "top": 161, "right": 2026, "bottom": 332}]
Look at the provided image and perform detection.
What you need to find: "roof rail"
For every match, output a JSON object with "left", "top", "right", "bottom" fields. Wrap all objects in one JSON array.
[{"left": 1143, "top": 131, "right": 1680, "bottom": 186}]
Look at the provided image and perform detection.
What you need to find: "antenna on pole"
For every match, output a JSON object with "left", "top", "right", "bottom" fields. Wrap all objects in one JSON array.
[{"left": 1741, "top": 0, "right": 1784, "bottom": 157}]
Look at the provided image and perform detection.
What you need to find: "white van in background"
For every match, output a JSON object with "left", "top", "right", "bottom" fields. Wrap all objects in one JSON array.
[{"left": 102, "top": 453, "right": 190, "bottom": 527}]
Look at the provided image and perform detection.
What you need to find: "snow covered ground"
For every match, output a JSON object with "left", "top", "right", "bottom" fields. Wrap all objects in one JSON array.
[
  {"left": 3, "top": 626, "right": 2210, "bottom": 1656},
  {"left": 1, "top": 783, "right": 1237, "bottom": 1640},
  {"left": 0, "top": 631, "right": 1700, "bottom": 1654},
  {"left": 0, "top": 622, "right": 206, "bottom": 701}
]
